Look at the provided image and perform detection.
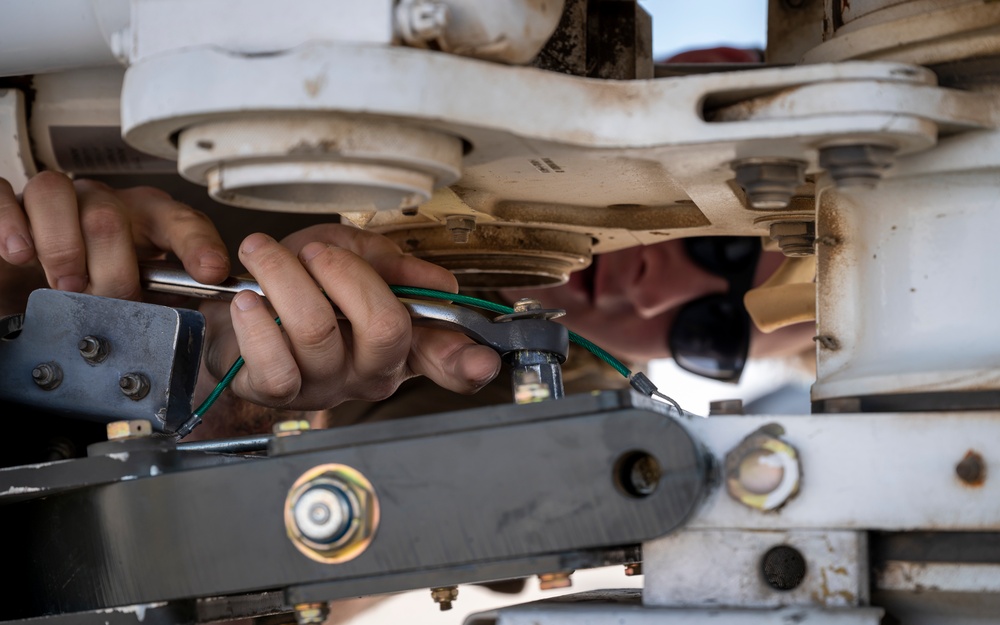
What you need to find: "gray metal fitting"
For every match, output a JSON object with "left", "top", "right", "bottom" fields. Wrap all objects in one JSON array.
[
  {"left": 819, "top": 144, "right": 895, "bottom": 188},
  {"left": 724, "top": 426, "right": 801, "bottom": 511},
  {"left": 31, "top": 362, "right": 62, "bottom": 390},
  {"left": 78, "top": 335, "right": 110, "bottom": 364},
  {"left": 769, "top": 221, "right": 815, "bottom": 257},
  {"left": 294, "top": 603, "right": 329, "bottom": 625},
  {"left": 445, "top": 215, "right": 476, "bottom": 244},
  {"left": 119, "top": 372, "right": 150, "bottom": 400},
  {"left": 107, "top": 419, "right": 153, "bottom": 441},
  {"left": 431, "top": 586, "right": 459, "bottom": 611},
  {"left": 732, "top": 158, "right": 807, "bottom": 210}
]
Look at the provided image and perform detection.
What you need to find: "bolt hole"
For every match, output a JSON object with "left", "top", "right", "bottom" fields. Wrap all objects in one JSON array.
[
  {"left": 614, "top": 451, "right": 661, "bottom": 498},
  {"left": 761, "top": 545, "right": 807, "bottom": 591}
]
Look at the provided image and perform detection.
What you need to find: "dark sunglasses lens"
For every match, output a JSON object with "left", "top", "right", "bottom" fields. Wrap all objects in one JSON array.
[
  {"left": 669, "top": 295, "right": 750, "bottom": 382},
  {"left": 683, "top": 236, "right": 760, "bottom": 276}
]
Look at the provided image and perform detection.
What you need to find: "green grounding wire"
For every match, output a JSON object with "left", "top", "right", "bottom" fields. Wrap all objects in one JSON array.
[{"left": 178, "top": 287, "right": 684, "bottom": 439}]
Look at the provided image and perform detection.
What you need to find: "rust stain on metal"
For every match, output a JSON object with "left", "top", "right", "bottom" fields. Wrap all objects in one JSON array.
[{"left": 956, "top": 450, "right": 986, "bottom": 487}]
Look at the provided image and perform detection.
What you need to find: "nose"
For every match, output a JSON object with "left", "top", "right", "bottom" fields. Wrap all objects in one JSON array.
[{"left": 628, "top": 240, "right": 730, "bottom": 318}]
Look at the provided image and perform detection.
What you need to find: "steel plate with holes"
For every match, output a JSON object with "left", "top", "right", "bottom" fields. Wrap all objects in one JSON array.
[{"left": 0, "top": 289, "right": 204, "bottom": 433}]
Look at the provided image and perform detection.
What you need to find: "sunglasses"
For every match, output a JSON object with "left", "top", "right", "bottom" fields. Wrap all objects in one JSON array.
[{"left": 668, "top": 236, "right": 761, "bottom": 383}]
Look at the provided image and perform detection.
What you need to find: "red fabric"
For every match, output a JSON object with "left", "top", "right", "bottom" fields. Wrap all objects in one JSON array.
[{"left": 664, "top": 46, "right": 762, "bottom": 64}]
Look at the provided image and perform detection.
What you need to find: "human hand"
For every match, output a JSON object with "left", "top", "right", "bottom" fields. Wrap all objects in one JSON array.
[
  {"left": 0, "top": 171, "right": 230, "bottom": 310},
  {"left": 199, "top": 224, "right": 502, "bottom": 411}
]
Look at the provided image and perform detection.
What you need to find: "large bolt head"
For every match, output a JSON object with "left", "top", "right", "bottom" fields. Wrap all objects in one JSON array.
[
  {"left": 725, "top": 429, "right": 801, "bottom": 511},
  {"left": 292, "top": 485, "right": 353, "bottom": 544}
]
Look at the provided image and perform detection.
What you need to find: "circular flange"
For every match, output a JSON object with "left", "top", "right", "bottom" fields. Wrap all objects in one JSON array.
[
  {"left": 178, "top": 115, "right": 463, "bottom": 213},
  {"left": 383, "top": 224, "right": 592, "bottom": 290}
]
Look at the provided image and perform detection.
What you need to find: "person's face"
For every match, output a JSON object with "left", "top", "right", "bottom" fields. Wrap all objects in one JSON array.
[{"left": 504, "top": 240, "right": 731, "bottom": 362}]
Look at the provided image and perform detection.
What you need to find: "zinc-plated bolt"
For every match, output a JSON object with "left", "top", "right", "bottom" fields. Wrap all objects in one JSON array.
[
  {"left": 538, "top": 571, "right": 573, "bottom": 590},
  {"left": 32, "top": 362, "right": 63, "bottom": 390},
  {"left": 732, "top": 158, "right": 807, "bottom": 210},
  {"left": 819, "top": 144, "right": 895, "bottom": 188},
  {"left": 769, "top": 221, "right": 816, "bottom": 257},
  {"left": 119, "top": 372, "right": 150, "bottom": 400},
  {"left": 725, "top": 430, "right": 801, "bottom": 511},
  {"left": 274, "top": 419, "right": 311, "bottom": 436},
  {"left": 430, "top": 586, "right": 458, "bottom": 611},
  {"left": 107, "top": 419, "right": 152, "bottom": 440},
  {"left": 624, "top": 562, "right": 643, "bottom": 576},
  {"left": 445, "top": 215, "right": 476, "bottom": 244},
  {"left": 78, "top": 335, "right": 110, "bottom": 363},
  {"left": 292, "top": 484, "right": 353, "bottom": 544},
  {"left": 396, "top": 0, "right": 449, "bottom": 45},
  {"left": 294, "top": 602, "right": 329, "bottom": 625}
]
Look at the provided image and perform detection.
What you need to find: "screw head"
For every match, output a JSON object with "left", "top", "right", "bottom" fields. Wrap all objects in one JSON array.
[
  {"left": 31, "top": 362, "right": 62, "bottom": 390},
  {"left": 119, "top": 372, "right": 150, "bottom": 400}
]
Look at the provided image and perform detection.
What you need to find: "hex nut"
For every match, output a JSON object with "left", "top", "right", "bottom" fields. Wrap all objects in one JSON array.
[
  {"left": 819, "top": 144, "right": 895, "bottom": 188},
  {"left": 31, "top": 362, "right": 63, "bottom": 390},
  {"left": 538, "top": 571, "right": 573, "bottom": 590},
  {"left": 769, "top": 221, "right": 816, "bottom": 257},
  {"left": 732, "top": 158, "right": 807, "bottom": 210},
  {"left": 445, "top": 215, "right": 476, "bottom": 244},
  {"left": 725, "top": 429, "right": 801, "bottom": 511},
  {"left": 431, "top": 586, "right": 459, "bottom": 611},
  {"left": 294, "top": 603, "right": 329, "bottom": 625},
  {"left": 274, "top": 419, "right": 311, "bottom": 436},
  {"left": 119, "top": 372, "right": 150, "bottom": 400},
  {"left": 78, "top": 336, "right": 110, "bottom": 363},
  {"left": 107, "top": 419, "right": 153, "bottom": 440}
]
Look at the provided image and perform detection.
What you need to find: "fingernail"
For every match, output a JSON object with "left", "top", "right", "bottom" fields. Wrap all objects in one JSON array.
[
  {"left": 299, "top": 242, "right": 328, "bottom": 263},
  {"left": 56, "top": 275, "right": 87, "bottom": 293},
  {"left": 199, "top": 250, "right": 229, "bottom": 272},
  {"left": 234, "top": 290, "right": 259, "bottom": 311},
  {"left": 240, "top": 233, "right": 272, "bottom": 256},
  {"left": 4, "top": 233, "right": 31, "bottom": 256}
]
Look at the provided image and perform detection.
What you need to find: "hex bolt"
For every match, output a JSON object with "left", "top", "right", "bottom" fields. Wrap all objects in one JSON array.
[
  {"left": 274, "top": 419, "right": 311, "bottom": 436},
  {"left": 294, "top": 602, "right": 329, "bottom": 625},
  {"left": 119, "top": 372, "right": 150, "bottom": 400},
  {"left": 732, "top": 158, "right": 807, "bottom": 210},
  {"left": 819, "top": 144, "right": 896, "bottom": 188},
  {"left": 396, "top": 0, "right": 449, "bottom": 46},
  {"left": 538, "top": 571, "right": 573, "bottom": 590},
  {"left": 107, "top": 419, "right": 152, "bottom": 441},
  {"left": 445, "top": 215, "right": 476, "bottom": 244},
  {"left": 769, "top": 221, "right": 816, "bottom": 257},
  {"left": 430, "top": 586, "right": 458, "bottom": 611},
  {"left": 78, "top": 335, "right": 110, "bottom": 363},
  {"left": 32, "top": 362, "right": 63, "bottom": 390}
]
